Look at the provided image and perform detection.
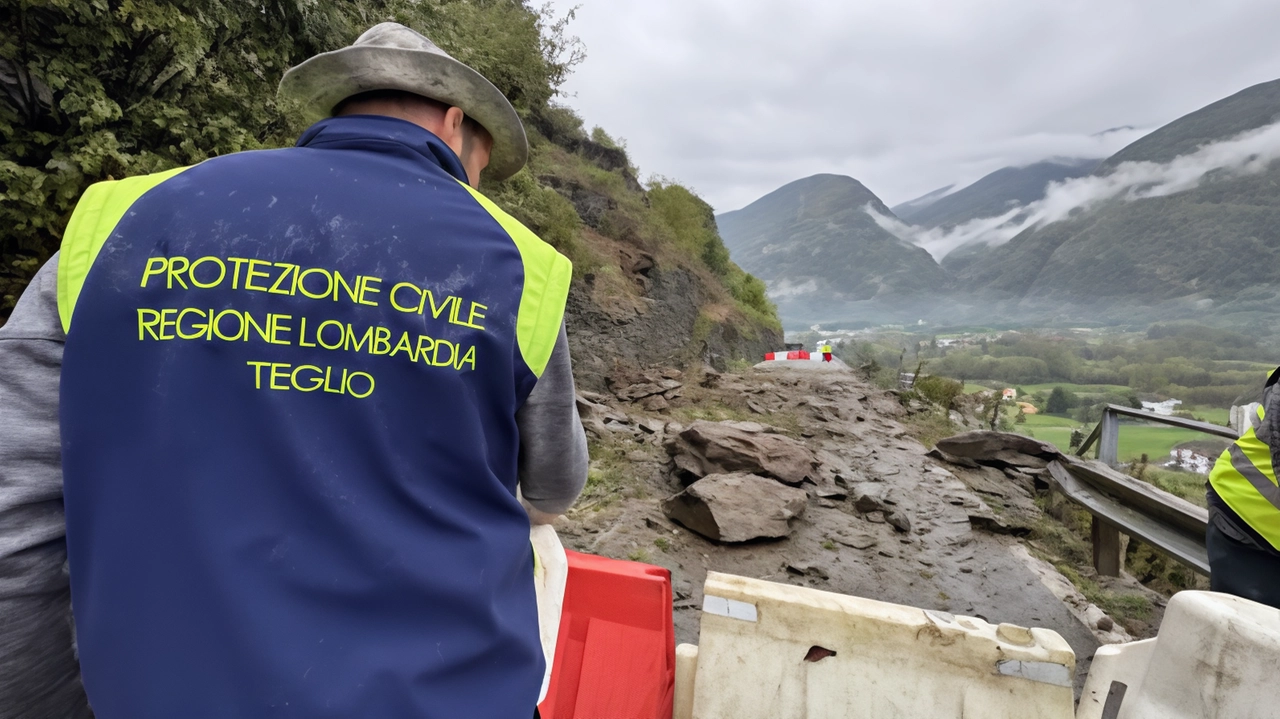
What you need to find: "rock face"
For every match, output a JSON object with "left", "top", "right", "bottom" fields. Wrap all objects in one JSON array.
[
  {"left": 930, "top": 431, "right": 1054, "bottom": 536},
  {"left": 667, "top": 420, "right": 818, "bottom": 485},
  {"left": 661, "top": 473, "right": 808, "bottom": 543},
  {"left": 935, "top": 431, "right": 1060, "bottom": 469}
]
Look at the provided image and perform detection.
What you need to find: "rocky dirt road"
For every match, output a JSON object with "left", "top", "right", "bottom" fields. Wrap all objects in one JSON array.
[{"left": 556, "top": 361, "right": 1140, "bottom": 690}]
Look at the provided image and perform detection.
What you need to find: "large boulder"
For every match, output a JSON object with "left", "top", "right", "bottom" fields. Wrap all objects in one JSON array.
[
  {"left": 662, "top": 473, "right": 808, "bottom": 542},
  {"left": 667, "top": 420, "right": 817, "bottom": 485},
  {"left": 934, "top": 431, "right": 1060, "bottom": 469}
]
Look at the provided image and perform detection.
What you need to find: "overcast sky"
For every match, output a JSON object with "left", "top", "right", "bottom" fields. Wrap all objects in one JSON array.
[{"left": 544, "top": 0, "right": 1280, "bottom": 212}]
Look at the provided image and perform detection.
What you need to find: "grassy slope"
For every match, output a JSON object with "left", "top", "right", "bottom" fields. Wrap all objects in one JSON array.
[{"left": 484, "top": 112, "right": 781, "bottom": 351}]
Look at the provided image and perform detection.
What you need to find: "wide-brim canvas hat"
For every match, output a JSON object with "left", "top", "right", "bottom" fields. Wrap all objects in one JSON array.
[{"left": 278, "top": 22, "right": 528, "bottom": 181}]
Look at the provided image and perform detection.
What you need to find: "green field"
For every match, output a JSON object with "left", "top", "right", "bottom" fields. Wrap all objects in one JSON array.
[
  {"left": 1184, "top": 406, "right": 1229, "bottom": 424},
  {"left": 1017, "top": 414, "right": 1218, "bottom": 463},
  {"left": 963, "top": 383, "right": 993, "bottom": 394},
  {"left": 1020, "top": 413, "right": 1077, "bottom": 427},
  {"left": 1015, "top": 413, "right": 1078, "bottom": 454},
  {"left": 1018, "top": 383, "right": 1132, "bottom": 396},
  {"left": 1114, "top": 425, "right": 1207, "bottom": 462}
]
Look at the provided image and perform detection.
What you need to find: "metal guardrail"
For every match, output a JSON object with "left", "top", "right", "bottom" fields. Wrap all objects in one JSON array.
[
  {"left": 1049, "top": 404, "right": 1234, "bottom": 577},
  {"left": 1076, "top": 404, "right": 1237, "bottom": 465}
]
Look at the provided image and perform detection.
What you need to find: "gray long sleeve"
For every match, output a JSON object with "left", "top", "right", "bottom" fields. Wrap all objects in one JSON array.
[
  {"left": 0, "top": 253, "right": 93, "bottom": 718},
  {"left": 516, "top": 324, "right": 588, "bottom": 515}
]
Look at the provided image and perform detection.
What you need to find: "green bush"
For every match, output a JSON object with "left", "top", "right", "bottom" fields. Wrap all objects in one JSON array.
[
  {"left": 1046, "top": 387, "right": 1077, "bottom": 413},
  {"left": 0, "top": 0, "right": 583, "bottom": 319},
  {"left": 915, "top": 375, "right": 963, "bottom": 409},
  {"left": 480, "top": 165, "right": 593, "bottom": 274}
]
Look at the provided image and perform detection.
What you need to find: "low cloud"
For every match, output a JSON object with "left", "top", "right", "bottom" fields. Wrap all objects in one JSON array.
[{"left": 870, "top": 120, "right": 1280, "bottom": 259}]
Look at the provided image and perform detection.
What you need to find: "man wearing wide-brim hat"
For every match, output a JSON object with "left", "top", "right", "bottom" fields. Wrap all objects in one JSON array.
[{"left": 0, "top": 22, "right": 586, "bottom": 719}]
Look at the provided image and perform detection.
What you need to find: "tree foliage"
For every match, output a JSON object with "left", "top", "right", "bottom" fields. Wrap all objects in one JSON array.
[
  {"left": 1045, "top": 386, "right": 1075, "bottom": 414},
  {"left": 0, "top": 0, "right": 583, "bottom": 317}
]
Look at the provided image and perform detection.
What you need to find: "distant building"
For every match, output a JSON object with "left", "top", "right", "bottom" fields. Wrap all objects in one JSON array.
[
  {"left": 1166, "top": 448, "right": 1214, "bottom": 475},
  {"left": 937, "top": 339, "right": 960, "bottom": 348},
  {"left": 1002, "top": 388, "right": 1017, "bottom": 400},
  {"left": 1142, "top": 399, "right": 1183, "bottom": 416}
]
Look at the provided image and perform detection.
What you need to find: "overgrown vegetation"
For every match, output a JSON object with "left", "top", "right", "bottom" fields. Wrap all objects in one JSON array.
[
  {"left": 0, "top": 0, "right": 780, "bottom": 343},
  {"left": 914, "top": 375, "right": 963, "bottom": 409},
  {"left": 647, "top": 182, "right": 779, "bottom": 332}
]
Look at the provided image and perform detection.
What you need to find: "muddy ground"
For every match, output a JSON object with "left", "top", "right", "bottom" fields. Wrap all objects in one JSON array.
[{"left": 555, "top": 360, "right": 1177, "bottom": 691}]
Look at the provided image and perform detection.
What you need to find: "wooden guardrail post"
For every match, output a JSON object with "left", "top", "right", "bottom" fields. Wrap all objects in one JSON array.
[
  {"left": 1092, "top": 408, "right": 1124, "bottom": 575},
  {"left": 1098, "top": 409, "right": 1119, "bottom": 466},
  {"left": 1092, "top": 517, "right": 1123, "bottom": 576}
]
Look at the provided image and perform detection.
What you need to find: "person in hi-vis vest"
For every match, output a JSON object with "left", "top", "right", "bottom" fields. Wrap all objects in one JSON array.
[
  {"left": 1206, "top": 366, "right": 1280, "bottom": 609},
  {"left": 0, "top": 23, "right": 587, "bottom": 719}
]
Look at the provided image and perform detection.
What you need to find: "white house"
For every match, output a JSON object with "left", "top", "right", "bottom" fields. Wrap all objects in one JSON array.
[{"left": 1141, "top": 399, "right": 1182, "bottom": 416}]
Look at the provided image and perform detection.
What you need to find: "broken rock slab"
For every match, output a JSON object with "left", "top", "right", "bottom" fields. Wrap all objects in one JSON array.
[
  {"left": 926, "top": 447, "right": 980, "bottom": 469},
  {"left": 968, "top": 511, "right": 1033, "bottom": 537},
  {"left": 851, "top": 482, "right": 892, "bottom": 513},
  {"left": 885, "top": 511, "right": 912, "bottom": 533},
  {"left": 935, "top": 431, "right": 1061, "bottom": 469},
  {"left": 666, "top": 420, "right": 818, "bottom": 485},
  {"left": 661, "top": 472, "right": 808, "bottom": 543},
  {"left": 831, "top": 531, "right": 878, "bottom": 550}
]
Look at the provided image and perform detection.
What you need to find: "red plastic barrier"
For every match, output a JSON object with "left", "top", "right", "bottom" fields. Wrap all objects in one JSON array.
[
  {"left": 786, "top": 350, "right": 811, "bottom": 360},
  {"left": 763, "top": 352, "right": 776, "bottom": 361},
  {"left": 539, "top": 551, "right": 675, "bottom": 719}
]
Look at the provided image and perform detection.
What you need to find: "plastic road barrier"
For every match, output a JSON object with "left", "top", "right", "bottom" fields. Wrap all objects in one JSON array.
[
  {"left": 763, "top": 351, "right": 811, "bottom": 361},
  {"left": 685, "top": 572, "right": 1076, "bottom": 719},
  {"left": 538, "top": 550, "right": 675, "bottom": 719},
  {"left": 1076, "top": 591, "right": 1280, "bottom": 719}
]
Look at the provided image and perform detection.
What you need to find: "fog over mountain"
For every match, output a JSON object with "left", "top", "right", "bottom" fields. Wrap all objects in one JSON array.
[
  {"left": 721, "top": 77, "right": 1280, "bottom": 330},
  {"left": 871, "top": 112, "right": 1280, "bottom": 261},
  {"left": 892, "top": 157, "right": 1101, "bottom": 236},
  {"left": 889, "top": 185, "right": 956, "bottom": 220}
]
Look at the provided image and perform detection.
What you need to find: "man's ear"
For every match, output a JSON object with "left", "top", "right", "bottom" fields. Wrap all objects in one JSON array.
[{"left": 442, "top": 106, "right": 466, "bottom": 143}]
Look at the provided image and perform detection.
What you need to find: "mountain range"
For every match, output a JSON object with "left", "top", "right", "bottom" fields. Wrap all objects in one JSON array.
[
  {"left": 718, "top": 78, "right": 1280, "bottom": 332},
  {"left": 891, "top": 157, "right": 1099, "bottom": 229},
  {"left": 716, "top": 175, "right": 946, "bottom": 303}
]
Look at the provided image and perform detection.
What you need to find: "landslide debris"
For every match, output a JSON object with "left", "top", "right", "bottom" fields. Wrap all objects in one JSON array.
[
  {"left": 557, "top": 361, "right": 1113, "bottom": 690},
  {"left": 661, "top": 473, "right": 808, "bottom": 543},
  {"left": 666, "top": 420, "right": 817, "bottom": 486}
]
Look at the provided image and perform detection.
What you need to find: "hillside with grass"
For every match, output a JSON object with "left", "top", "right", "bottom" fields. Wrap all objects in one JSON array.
[{"left": 0, "top": 0, "right": 781, "bottom": 376}]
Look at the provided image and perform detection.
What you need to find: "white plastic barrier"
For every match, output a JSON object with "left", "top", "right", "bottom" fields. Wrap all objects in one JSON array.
[
  {"left": 1076, "top": 591, "right": 1280, "bottom": 719},
  {"left": 673, "top": 643, "right": 698, "bottom": 719},
  {"left": 690, "top": 572, "right": 1076, "bottom": 719},
  {"left": 1075, "top": 639, "right": 1156, "bottom": 719}
]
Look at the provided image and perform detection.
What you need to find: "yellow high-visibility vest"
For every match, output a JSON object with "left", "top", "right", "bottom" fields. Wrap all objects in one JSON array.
[{"left": 1209, "top": 376, "right": 1280, "bottom": 551}]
